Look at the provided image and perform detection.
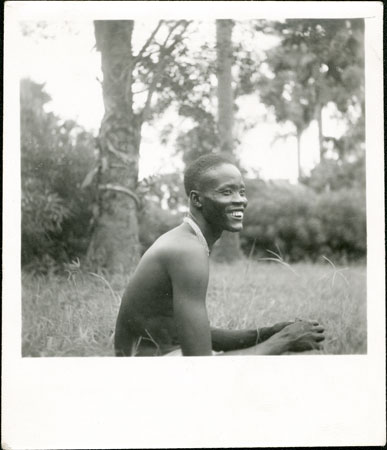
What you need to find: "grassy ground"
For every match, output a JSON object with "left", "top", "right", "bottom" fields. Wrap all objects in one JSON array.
[{"left": 22, "top": 258, "right": 367, "bottom": 356}]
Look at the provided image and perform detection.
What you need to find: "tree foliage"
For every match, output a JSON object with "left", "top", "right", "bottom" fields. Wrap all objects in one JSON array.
[
  {"left": 255, "top": 19, "right": 364, "bottom": 163},
  {"left": 158, "top": 21, "right": 265, "bottom": 166},
  {"left": 153, "top": 23, "right": 220, "bottom": 165}
]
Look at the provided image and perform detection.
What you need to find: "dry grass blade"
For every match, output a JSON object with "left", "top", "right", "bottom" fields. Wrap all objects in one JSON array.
[
  {"left": 322, "top": 255, "right": 349, "bottom": 287},
  {"left": 88, "top": 272, "right": 120, "bottom": 303},
  {"left": 259, "top": 250, "right": 300, "bottom": 277},
  {"left": 265, "top": 249, "right": 282, "bottom": 259},
  {"left": 274, "top": 243, "right": 284, "bottom": 260},
  {"left": 144, "top": 329, "right": 161, "bottom": 355},
  {"left": 132, "top": 336, "right": 143, "bottom": 356},
  {"left": 322, "top": 255, "right": 336, "bottom": 269},
  {"left": 64, "top": 257, "right": 81, "bottom": 281}
]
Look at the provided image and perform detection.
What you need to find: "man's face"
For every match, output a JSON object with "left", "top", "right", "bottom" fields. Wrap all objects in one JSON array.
[{"left": 198, "top": 163, "right": 248, "bottom": 232}]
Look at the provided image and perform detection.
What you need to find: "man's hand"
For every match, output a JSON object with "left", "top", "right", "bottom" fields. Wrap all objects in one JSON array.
[
  {"left": 256, "top": 321, "right": 293, "bottom": 343},
  {"left": 275, "top": 320, "right": 325, "bottom": 352},
  {"left": 270, "top": 321, "right": 294, "bottom": 334}
]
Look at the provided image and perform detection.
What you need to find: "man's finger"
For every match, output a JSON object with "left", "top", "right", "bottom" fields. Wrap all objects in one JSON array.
[
  {"left": 308, "top": 320, "right": 321, "bottom": 327},
  {"left": 297, "top": 318, "right": 320, "bottom": 326},
  {"left": 313, "top": 325, "right": 325, "bottom": 333},
  {"left": 313, "top": 333, "right": 325, "bottom": 342}
]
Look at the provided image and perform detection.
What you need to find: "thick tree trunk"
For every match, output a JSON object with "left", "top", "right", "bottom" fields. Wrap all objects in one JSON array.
[
  {"left": 213, "top": 19, "right": 242, "bottom": 262},
  {"left": 89, "top": 20, "right": 141, "bottom": 273}
]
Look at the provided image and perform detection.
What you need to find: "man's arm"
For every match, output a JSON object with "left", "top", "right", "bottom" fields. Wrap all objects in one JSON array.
[
  {"left": 211, "top": 328, "right": 257, "bottom": 352},
  {"left": 211, "top": 322, "right": 293, "bottom": 352},
  {"left": 167, "top": 243, "right": 213, "bottom": 356},
  {"left": 165, "top": 242, "right": 325, "bottom": 356},
  {"left": 218, "top": 320, "right": 325, "bottom": 355}
]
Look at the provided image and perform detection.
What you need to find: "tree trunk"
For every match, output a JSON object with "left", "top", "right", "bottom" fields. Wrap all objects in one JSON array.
[
  {"left": 316, "top": 102, "right": 324, "bottom": 162},
  {"left": 212, "top": 19, "right": 242, "bottom": 262},
  {"left": 296, "top": 126, "right": 302, "bottom": 182},
  {"left": 89, "top": 20, "right": 141, "bottom": 273},
  {"left": 217, "top": 19, "right": 234, "bottom": 155}
]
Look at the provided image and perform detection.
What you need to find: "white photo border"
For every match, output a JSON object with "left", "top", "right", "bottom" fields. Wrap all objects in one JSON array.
[{"left": 3, "top": 2, "right": 385, "bottom": 448}]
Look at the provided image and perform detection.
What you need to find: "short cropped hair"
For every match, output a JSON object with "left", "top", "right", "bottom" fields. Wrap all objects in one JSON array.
[{"left": 183, "top": 153, "right": 236, "bottom": 196}]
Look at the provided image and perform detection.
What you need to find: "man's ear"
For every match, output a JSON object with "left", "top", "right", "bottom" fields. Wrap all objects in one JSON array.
[{"left": 190, "top": 190, "right": 202, "bottom": 208}]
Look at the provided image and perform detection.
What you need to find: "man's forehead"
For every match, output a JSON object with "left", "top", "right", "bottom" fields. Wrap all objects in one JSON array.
[{"left": 200, "top": 163, "right": 244, "bottom": 187}]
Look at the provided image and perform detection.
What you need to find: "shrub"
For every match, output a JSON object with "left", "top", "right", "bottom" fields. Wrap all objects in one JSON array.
[
  {"left": 138, "top": 201, "right": 183, "bottom": 253},
  {"left": 240, "top": 180, "right": 366, "bottom": 262},
  {"left": 301, "top": 157, "right": 366, "bottom": 193},
  {"left": 21, "top": 79, "right": 97, "bottom": 272},
  {"left": 313, "top": 188, "right": 366, "bottom": 261}
]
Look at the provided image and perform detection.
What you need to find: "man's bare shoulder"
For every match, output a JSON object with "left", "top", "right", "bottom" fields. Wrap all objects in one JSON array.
[
  {"left": 149, "top": 225, "right": 209, "bottom": 267},
  {"left": 151, "top": 225, "right": 210, "bottom": 291}
]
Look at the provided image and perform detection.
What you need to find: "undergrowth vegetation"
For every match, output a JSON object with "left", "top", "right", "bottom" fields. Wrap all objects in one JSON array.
[{"left": 22, "top": 258, "right": 366, "bottom": 357}]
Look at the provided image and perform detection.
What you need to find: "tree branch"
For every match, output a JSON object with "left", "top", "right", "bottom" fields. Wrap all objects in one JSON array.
[
  {"left": 161, "top": 20, "right": 191, "bottom": 51},
  {"left": 140, "top": 21, "right": 191, "bottom": 122},
  {"left": 133, "top": 20, "right": 163, "bottom": 65},
  {"left": 99, "top": 183, "right": 141, "bottom": 208},
  {"left": 161, "top": 20, "right": 184, "bottom": 48},
  {"left": 141, "top": 56, "right": 169, "bottom": 122},
  {"left": 132, "top": 86, "right": 149, "bottom": 95}
]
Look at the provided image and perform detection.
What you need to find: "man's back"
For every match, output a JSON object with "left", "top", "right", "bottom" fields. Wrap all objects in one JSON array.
[{"left": 114, "top": 223, "right": 209, "bottom": 356}]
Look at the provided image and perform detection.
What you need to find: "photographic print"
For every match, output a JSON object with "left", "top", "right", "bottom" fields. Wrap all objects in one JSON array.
[
  {"left": 20, "top": 16, "right": 366, "bottom": 358},
  {"left": 3, "top": 1, "right": 385, "bottom": 449}
]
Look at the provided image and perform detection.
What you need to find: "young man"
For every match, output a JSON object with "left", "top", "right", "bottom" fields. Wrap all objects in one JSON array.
[{"left": 114, "top": 154, "right": 325, "bottom": 356}]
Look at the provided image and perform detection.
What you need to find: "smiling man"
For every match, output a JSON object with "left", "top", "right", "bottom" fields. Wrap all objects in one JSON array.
[{"left": 114, "top": 154, "right": 325, "bottom": 356}]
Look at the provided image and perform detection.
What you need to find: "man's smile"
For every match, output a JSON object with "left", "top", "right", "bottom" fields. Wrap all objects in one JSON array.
[{"left": 227, "top": 209, "right": 245, "bottom": 220}]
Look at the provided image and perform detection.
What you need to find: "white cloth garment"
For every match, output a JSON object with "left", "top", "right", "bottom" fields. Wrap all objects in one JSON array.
[{"left": 163, "top": 348, "right": 222, "bottom": 356}]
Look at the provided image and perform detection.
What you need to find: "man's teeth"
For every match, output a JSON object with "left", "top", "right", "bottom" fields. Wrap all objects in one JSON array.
[{"left": 231, "top": 211, "right": 244, "bottom": 218}]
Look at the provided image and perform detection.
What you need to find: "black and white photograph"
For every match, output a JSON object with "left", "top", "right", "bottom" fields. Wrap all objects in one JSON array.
[
  {"left": 19, "top": 11, "right": 368, "bottom": 358},
  {"left": 2, "top": 1, "right": 385, "bottom": 448}
]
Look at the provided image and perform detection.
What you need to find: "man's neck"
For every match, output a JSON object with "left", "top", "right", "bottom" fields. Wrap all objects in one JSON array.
[{"left": 186, "top": 211, "right": 222, "bottom": 251}]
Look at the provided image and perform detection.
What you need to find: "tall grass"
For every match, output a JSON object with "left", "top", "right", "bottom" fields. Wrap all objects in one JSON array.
[{"left": 22, "top": 258, "right": 367, "bottom": 356}]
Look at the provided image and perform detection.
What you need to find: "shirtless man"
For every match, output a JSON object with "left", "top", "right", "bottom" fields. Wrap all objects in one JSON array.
[{"left": 114, "top": 154, "right": 325, "bottom": 356}]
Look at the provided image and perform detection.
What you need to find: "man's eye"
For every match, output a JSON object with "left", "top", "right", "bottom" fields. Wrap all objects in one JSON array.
[
  {"left": 240, "top": 190, "right": 246, "bottom": 196},
  {"left": 222, "top": 190, "right": 232, "bottom": 195}
]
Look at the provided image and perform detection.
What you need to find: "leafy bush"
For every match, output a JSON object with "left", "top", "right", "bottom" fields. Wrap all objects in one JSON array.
[
  {"left": 240, "top": 179, "right": 366, "bottom": 262},
  {"left": 301, "top": 157, "right": 365, "bottom": 193},
  {"left": 138, "top": 200, "right": 183, "bottom": 253},
  {"left": 21, "top": 79, "right": 97, "bottom": 272},
  {"left": 314, "top": 188, "right": 366, "bottom": 261}
]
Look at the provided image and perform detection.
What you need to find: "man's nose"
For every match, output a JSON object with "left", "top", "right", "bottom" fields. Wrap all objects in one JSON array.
[{"left": 232, "top": 192, "right": 248, "bottom": 206}]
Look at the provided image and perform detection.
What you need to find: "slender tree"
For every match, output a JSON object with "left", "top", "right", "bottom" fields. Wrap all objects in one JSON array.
[{"left": 212, "top": 19, "right": 242, "bottom": 261}]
